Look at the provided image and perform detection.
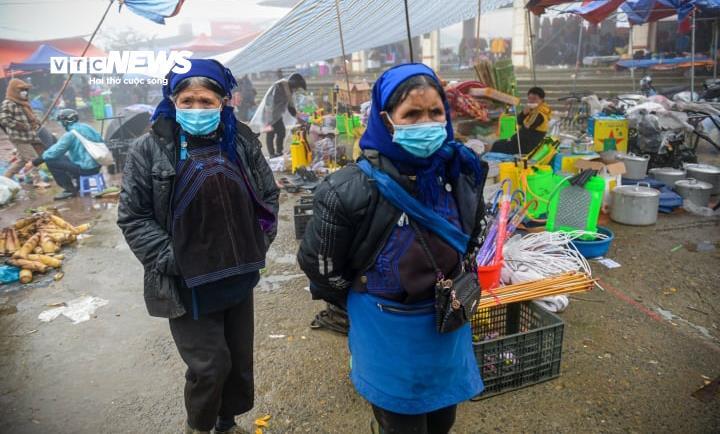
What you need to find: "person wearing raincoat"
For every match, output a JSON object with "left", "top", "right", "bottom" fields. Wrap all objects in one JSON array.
[
  {"left": 249, "top": 72, "right": 306, "bottom": 157},
  {"left": 298, "top": 63, "right": 487, "bottom": 433}
]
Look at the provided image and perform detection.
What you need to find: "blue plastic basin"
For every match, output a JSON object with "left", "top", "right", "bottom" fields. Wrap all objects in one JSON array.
[{"left": 571, "top": 226, "right": 614, "bottom": 259}]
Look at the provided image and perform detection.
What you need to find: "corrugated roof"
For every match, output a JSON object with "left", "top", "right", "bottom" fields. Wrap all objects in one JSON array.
[{"left": 226, "top": 0, "right": 513, "bottom": 74}]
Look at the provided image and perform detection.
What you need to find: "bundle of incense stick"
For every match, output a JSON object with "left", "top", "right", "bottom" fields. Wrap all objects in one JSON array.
[{"left": 478, "top": 271, "right": 595, "bottom": 309}]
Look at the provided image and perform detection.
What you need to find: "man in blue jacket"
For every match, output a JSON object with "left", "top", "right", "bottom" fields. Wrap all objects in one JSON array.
[{"left": 30, "top": 109, "right": 101, "bottom": 200}]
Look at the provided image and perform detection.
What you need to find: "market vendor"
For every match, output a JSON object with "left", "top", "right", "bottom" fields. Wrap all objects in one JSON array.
[
  {"left": 491, "top": 86, "right": 551, "bottom": 155},
  {"left": 117, "top": 59, "right": 279, "bottom": 434},
  {"left": 250, "top": 72, "right": 306, "bottom": 157},
  {"left": 30, "top": 109, "right": 101, "bottom": 200}
]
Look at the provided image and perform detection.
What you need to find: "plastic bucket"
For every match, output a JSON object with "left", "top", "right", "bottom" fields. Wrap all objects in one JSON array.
[
  {"left": 477, "top": 260, "right": 503, "bottom": 291},
  {"left": 571, "top": 226, "right": 614, "bottom": 258}
]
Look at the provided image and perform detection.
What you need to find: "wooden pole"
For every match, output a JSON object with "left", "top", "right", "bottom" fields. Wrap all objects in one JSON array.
[
  {"left": 475, "top": 0, "right": 482, "bottom": 62},
  {"left": 690, "top": 9, "right": 696, "bottom": 101},
  {"left": 404, "top": 0, "right": 414, "bottom": 62},
  {"left": 37, "top": 0, "right": 115, "bottom": 129},
  {"left": 574, "top": 20, "right": 584, "bottom": 93},
  {"left": 333, "top": 0, "right": 353, "bottom": 116},
  {"left": 714, "top": 18, "right": 719, "bottom": 80},
  {"left": 526, "top": 8, "right": 536, "bottom": 86}
]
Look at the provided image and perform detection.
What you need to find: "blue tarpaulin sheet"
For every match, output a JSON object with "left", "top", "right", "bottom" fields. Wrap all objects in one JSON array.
[
  {"left": 616, "top": 55, "right": 711, "bottom": 69},
  {"left": 621, "top": 177, "right": 683, "bottom": 213},
  {"left": 9, "top": 44, "right": 73, "bottom": 71}
]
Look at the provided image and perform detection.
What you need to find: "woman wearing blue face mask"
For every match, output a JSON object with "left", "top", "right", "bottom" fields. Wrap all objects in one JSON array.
[
  {"left": 298, "top": 64, "right": 488, "bottom": 433},
  {"left": 118, "top": 59, "right": 279, "bottom": 434}
]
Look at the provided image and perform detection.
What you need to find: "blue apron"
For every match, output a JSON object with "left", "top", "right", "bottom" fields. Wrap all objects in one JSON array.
[{"left": 348, "top": 290, "right": 483, "bottom": 415}]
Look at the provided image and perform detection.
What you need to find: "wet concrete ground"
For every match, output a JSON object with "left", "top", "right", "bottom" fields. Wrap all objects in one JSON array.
[{"left": 0, "top": 143, "right": 718, "bottom": 433}]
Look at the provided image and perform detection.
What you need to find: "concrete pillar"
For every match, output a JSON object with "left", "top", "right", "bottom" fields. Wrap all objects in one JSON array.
[
  {"left": 462, "top": 18, "right": 476, "bottom": 40},
  {"left": 511, "top": 0, "right": 531, "bottom": 69},
  {"left": 631, "top": 23, "right": 651, "bottom": 54},
  {"left": 421, "top": 30, "right": 440, "bottom": 70},
  {"left": 648, "top": 22, "right": 658, "bottom": 53},
  {"left": 351, "top": 51, "right": 367, "bottom": 74}
]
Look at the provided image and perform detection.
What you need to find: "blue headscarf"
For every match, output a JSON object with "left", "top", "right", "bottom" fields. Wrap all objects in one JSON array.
[
  {"left": 359, "top": 63, "right": 485, "bottom": 202},
  {"left": 152, "top": 58, "right": 238, "bottom": 161}
]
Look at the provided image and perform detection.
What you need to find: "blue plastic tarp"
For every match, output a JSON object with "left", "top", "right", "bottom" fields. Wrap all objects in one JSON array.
[
  {"left": 120, "top": 0, "right": 185, "bottom": 24},
  {"left": 621, "top": 177, "right": 683, "bottom": 212},
  {"left": 8, "top": 44, "right": 73, "bottom": 71},
  {"left": 616, "top": 54, "right": 710, "bottom": 69},
  {"left": 621, "top": 0, "right": 720, "bottom": 24},
  {"left": 563, "top": 0, "right": 625, "bottom": 24}
]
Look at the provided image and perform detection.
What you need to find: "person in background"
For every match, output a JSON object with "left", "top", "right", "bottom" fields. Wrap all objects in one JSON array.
[
  {"left": 117, "top": 59, "right": 279, "bottom": 434},
  {"left": 30, "top": 109, "right": 100, "bottom": 200},
  {"left": 491, "top": 87, "right": 551, "bottom": 155},
  {"left": 65, "top": 84, "right": 77, "bottom": 110},
  {"left": 253, "top": 72, "right": 306, "bottom": 157},
  {"left": 237, "top": 75, "right": 257, "bottom": 122},
  {"left": 0, "top": 78, "right": 45, "bottom": 181},
  {"left": 298, "top": 63, "right": 487, "bottom": 433}
]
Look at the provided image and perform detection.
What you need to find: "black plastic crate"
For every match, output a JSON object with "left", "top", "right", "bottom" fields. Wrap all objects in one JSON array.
[
  {"left": 471, "top": 301, "right": 564, "bottom": 399},
  {"left": 293, "top": 196, "right": 314, "bottom": 240}
]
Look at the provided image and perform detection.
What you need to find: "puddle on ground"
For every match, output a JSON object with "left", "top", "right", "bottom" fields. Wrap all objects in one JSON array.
[
  {"left": 656, "top": 307, "right": 716, "bottom": 341},
  {"left": 257, "top": 273, "right": 306, "bottom": 292}
]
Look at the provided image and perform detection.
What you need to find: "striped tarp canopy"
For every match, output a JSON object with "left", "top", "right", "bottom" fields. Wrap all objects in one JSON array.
[{"left": 225, "top": 0, "right": 514, "bottom": 74}]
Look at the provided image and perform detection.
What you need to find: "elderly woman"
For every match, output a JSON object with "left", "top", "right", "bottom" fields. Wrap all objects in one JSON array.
[
  {"left": 118, "top": 59, "right": 279, "bottom": 434},
  {"left": 298, "top": 64, "right": 487, "bottom": 433}
]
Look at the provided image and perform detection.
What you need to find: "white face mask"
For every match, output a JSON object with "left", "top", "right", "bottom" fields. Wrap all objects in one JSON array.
[{"left": 19, "top": 90, "right": 28, "bottom": 99}]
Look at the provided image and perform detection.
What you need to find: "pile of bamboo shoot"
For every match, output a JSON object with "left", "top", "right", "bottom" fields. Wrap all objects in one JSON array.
[
  {"left": 0, "top": 211, "right": 90, "bottom": 284},
  {"left": 478, "top": 271, "right": 595, "bottom": 310}
]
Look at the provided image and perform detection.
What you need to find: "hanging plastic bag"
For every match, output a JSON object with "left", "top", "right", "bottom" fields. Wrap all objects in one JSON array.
[{"left": 71, "top": 130, "right": 114, "bottom": 166}]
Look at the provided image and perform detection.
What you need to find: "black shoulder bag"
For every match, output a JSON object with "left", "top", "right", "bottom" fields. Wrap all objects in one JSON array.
[{"left": 410, "top": 221, "right": 481, "bottom": 334}]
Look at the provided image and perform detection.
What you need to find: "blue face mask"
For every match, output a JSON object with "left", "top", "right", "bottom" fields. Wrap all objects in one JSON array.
[
  {"left": 390, "top": 120, "right": 448, "bottom": 158},
  {"left": 175, "top": 106, "right": 221, "bottom": 136}
]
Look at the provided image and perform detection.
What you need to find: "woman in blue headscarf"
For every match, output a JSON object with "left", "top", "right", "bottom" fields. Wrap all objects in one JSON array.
[
  {"left": 298, "top": 64, "right": 488, "bottom": 433},
  {"left": 118, "top": 59, "right": 279, "bottom": 434}
]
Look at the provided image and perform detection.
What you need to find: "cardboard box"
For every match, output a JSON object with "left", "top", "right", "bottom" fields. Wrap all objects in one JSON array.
[
  {"left": 336, "top": 81, "right": 371, "bottom": 107},
  {"left": 468, "top": 87, "right": 520, "bottom": 106},
  {"left": 589, "top": 117, "right": 629, "bottom": 153}
]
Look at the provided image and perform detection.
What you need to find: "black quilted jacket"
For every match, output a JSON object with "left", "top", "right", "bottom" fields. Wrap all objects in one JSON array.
[
  {"left": 297, "top": 150, "right": 487, "bottom": 308},
  {"left": 117, "top": 117, "right": 279, "bottom": 318}
]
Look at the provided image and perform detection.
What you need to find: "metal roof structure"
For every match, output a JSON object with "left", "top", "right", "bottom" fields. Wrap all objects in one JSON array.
[{"left": 226, "top": 0, "right": 514, "bottom": 74}]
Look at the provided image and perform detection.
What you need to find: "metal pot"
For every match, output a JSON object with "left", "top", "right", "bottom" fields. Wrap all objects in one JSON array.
[
  {"left": 648, "top": 167, "right": 686, "bottom": 189},
  {"left": 674, "top": 178, "right": 714, "bottom": 207},
  {"left": 619, "top": 153, "right": 650, "bottom": 180},
  {"left": 685, "top": 164, "right": 720, "bottom": 195},
  {"left": 611, "top": 183, "right": 660, "bottom": 226}
]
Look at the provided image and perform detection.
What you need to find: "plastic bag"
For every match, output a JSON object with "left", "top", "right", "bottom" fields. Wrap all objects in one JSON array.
[
  {"left": 0, "top": 265, "right": 20, "bottom": 284},
  {"left": 71, "top": 130, "right": 114, "bottom": 166},
  {"left": 313, "top": 137, "right": 336, "bottom": 164},
  {"left": 683, "top": 199, "right": 720, "bottom": 217},
  {"left": 0, "top": 176, "right": 21, "bottom": 206}
]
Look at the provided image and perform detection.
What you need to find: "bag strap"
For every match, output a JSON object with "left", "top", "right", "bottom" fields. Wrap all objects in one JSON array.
[
  {"left": 409, "top": 220, "right": 443, "bottom": 281},
  {"left": 356, "top": 159, "right": 470, "bottom": 254}
]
